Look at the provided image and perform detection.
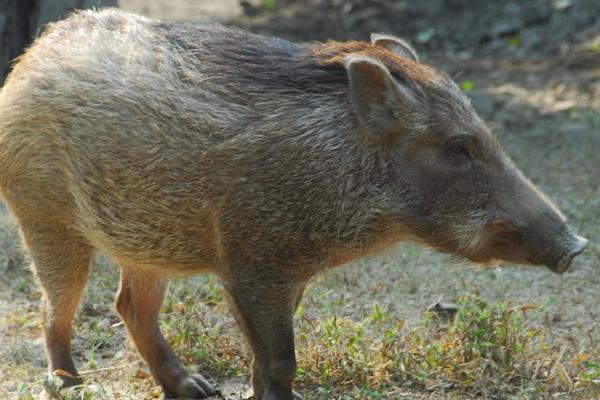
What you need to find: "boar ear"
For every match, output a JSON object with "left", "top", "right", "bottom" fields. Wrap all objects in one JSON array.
[
  {"left": 345, "top": 55, "right": 416, "bottom": 134},
  {"left": 371, "top": 33, "right": 419, "bottom": 63}
]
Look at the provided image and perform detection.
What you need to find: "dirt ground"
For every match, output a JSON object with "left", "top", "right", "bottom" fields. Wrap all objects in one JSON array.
[{"left": 0, "top": 1, "right": 599, "bottom": 399}]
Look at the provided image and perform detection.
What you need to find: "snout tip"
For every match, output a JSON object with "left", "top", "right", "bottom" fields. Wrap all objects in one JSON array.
[{"left": 550, "top": 235, "right": 589, "bottom": 274}]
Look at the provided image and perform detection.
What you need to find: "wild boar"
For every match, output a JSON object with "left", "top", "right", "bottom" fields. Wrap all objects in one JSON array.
[{"left": 0, "top": 9, "right": 588, "bottom": 400}]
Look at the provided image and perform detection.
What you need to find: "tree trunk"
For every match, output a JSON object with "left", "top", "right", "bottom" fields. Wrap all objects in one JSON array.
[{"left": 0, "top": 0, "right": 118, "bottom": 84}]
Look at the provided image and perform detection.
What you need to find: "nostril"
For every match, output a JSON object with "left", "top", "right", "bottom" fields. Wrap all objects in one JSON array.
[
  {"left": 570, "top": 235, "right": 589, "bottom": 257},
  {"left": 552, "top": 235, "right": 589, "bottom": 274}
]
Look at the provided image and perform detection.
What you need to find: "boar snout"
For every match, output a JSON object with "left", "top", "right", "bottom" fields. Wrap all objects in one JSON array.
[
  {"left": 491, "top": 220, "right": 589, "bottom": 273},
  {"left": 521, "top": 215, "right": 589, "bottom": 274},
  {"left": 490, "top": 168, "right": 589, "bottom": 273},
  {"left": 549, "top": 234, "right": 589, "bottom": 274}
]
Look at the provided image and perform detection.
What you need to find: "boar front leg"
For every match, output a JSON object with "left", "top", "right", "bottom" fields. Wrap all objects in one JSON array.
[
  {"left": 226, "top": 274, "right": 306, "bottom": 400},
  {"left": 115, "top": 269, "right": 216, "bottom": 398}
]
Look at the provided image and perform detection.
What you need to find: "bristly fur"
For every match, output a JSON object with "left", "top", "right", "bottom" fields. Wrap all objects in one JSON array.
[{"left": 308, "top": 40, "right": 436, "bottom": 83}]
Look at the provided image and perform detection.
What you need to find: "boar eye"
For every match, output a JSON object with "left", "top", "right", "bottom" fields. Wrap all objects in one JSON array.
[{"left": 446, "top": 137, "right": 471, "bottom": 159}]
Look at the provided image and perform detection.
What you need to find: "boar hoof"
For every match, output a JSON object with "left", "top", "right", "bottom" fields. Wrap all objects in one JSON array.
[
  {"left": 164, "top": 373, "right": 216, "bottom": 399},
  {"left": 44, "top": 373, "right": 83, "bottom": 398}
]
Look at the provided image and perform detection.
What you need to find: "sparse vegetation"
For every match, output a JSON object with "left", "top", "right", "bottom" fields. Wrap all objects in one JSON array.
[
  {"left": 290, "top": 293, "right": 600, "bottom": 399},
  {"left": 3, "top": 246, "right": 599, "bottom": 399},
  {"left": 261, "top": 0, "right": 277, "bottom": 11}
]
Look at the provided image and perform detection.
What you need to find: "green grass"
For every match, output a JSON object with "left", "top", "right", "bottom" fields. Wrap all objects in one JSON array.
[{"left": 289, "top": 293, "right": 600, "bottom": 399}]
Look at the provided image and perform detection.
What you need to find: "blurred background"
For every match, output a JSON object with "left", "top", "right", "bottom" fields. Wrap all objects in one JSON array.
[{"left": 0, "top": 1, "right": 599, "bottom": 399}]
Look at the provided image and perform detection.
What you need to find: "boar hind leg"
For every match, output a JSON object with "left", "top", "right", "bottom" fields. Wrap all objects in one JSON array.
[
  {"left": 115, "top": 270, "right": 216, "bottom": 399},
  {"left": 20, "top": 225, "right": 93, "bottom": 388},
  {"left": 226, "top": 277, "right": 305, "bottom": 400}
]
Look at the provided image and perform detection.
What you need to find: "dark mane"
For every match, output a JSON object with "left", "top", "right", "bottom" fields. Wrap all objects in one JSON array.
[{"left": 153, "top": 21, "right": 349, "bottom": 95}]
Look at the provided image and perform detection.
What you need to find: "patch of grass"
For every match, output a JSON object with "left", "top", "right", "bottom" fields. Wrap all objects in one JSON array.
[
  {"left": 293, "top": 293, "right": 600, "bottom": 399},
  {"left": 161, "top": 276, "right": 248, "bottom": 378},
  {"left": 43, "top": 375, "right": 111, "bottom": 400},
  {"left": 262, "top": 0, "right": 277, "bottom": 11},
  {"left": 461, "top": 80, "right": 474, "bottom": 92},
  {"left": 509, "top": 35, "right": 522, "bottom": 47},
  {"left": 583, "top": 35, "right": 600, "bottom": 53}
]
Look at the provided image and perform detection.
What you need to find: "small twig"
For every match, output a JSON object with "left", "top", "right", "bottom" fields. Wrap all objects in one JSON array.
[
  {"left": 531, "top": 360, "right": 542, "bottom": 381},
  {"left": 110, "top": 321, "right": 125, "bottom": 328},
  {"left": 551, "top": 343, "right": 569, "bottom": 373},
  {"left": 78, "top": 365, "right": 127, "bottom": 376}
]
